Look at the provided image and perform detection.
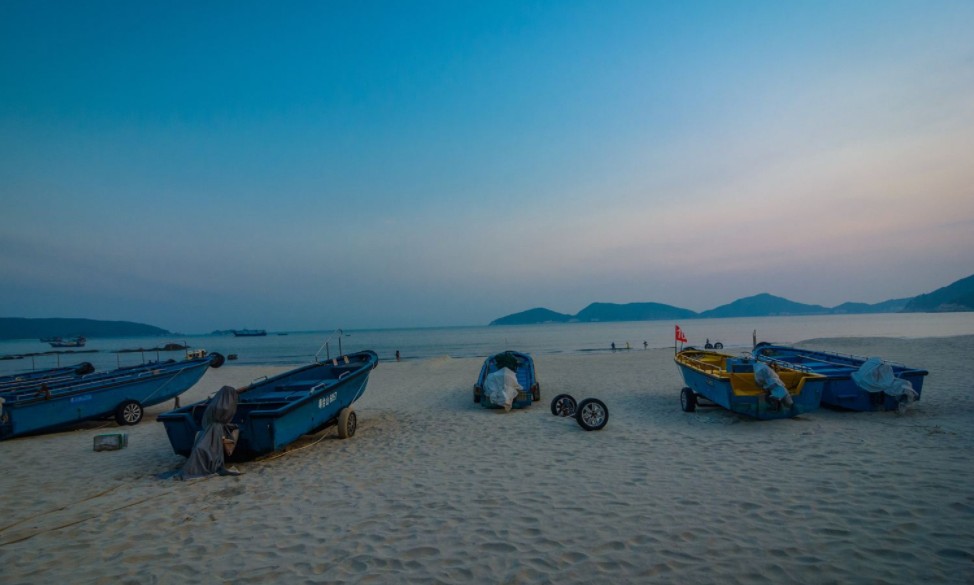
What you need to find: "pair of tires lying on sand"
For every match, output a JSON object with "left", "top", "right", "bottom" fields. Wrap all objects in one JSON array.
[{"left": 549, "top": 394, "right": 609, "bottom": 431}]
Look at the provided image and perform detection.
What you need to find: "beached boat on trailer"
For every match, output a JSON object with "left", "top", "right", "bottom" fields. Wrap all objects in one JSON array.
[
  {"left": 675, "top": 348, "right": 826, "bottom": 420},
  {"left": 751, "top": 343, "right": 928, "bottom": 412},
  {"left": 473, "top": 350, "right": 540, "bottom": 410},
  {"left": 158, "top": 350, "right": 378, "bottom": 459},
  {"left": 0, "top": 353, "right": 223, "bottom": 440}
]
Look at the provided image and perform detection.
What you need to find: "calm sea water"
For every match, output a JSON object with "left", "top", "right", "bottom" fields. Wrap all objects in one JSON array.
[{"left": 2, "top": 312, "right": 974, "bottom": 375}]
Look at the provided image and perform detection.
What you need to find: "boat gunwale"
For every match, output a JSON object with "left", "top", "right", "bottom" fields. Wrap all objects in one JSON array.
[
  {"left": 0, "top": 358, "right": 213, "bottom": 405},
  {"left": 245, "top": 362, "right": 374, "bottom": 418},
  {"left": 752, "top": 344, "right": 929, "bottom": 377},
  {"left": 675, "top": 349, "right": 826, "bottom": 393},
  {"left": 160, "top": 351, "right": 379, "bottom": 421}
]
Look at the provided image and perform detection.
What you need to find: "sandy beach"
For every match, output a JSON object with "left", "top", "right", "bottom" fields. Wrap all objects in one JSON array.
[{"left": 1, "top": 335, "right": 972, "bottom": 584}]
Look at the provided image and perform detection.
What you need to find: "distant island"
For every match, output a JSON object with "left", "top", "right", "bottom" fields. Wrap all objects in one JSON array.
[
  {"left": 490, "top": 272, "right": 974, "bottom": 325},
  {"left": 0, "top": 318, "right": 170, "bottom": 341}
]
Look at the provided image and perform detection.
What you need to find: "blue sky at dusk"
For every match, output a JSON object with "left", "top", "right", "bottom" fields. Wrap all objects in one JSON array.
[{"left": 2, "top": 1, "right": 973, "bottom": 332}]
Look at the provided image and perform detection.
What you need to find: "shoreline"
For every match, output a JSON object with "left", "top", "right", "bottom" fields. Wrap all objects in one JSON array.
[{"left": 1, "top": 336, "right": 972, "bottom": 583}]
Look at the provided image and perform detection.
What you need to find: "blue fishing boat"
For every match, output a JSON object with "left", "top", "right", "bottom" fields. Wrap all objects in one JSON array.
[
  {"left": 751, "top": 343, "right": 928, "bottom": 412},
  {"left": 0, "top": 353, "right": 223, "bottom": 440},
  {"left": 0, "top": 362, "right": 95, "bottom": 392},
  {"left": 158, "top": 350, "right": 378, "bottom": 459},
  {"left": 473, "top": 350, "right": 539, "bottom": 409},
  {"left": 675, "top": 348, "right": 826, "bottom": 420}
]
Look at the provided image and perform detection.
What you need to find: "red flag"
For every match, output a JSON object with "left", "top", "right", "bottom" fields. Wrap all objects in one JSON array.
[
  {"left": 675, "top": 325, "right": 687, "bottom": 343},
  {"left": 675, "top": 326, "right": 687, "bottom": 342}
]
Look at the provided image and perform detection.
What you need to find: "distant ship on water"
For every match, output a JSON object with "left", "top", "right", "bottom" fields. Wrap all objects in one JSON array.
[
  {"left": 232, "top": 329, "right": 267, "bottom": 337},
  {"left": 42, "top": 336, "right": 87, "bottom": 348}
]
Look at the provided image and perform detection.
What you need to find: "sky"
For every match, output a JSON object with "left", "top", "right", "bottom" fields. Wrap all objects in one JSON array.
[{"left": 1, "top": 1, "right": 973, "bottom": 333}]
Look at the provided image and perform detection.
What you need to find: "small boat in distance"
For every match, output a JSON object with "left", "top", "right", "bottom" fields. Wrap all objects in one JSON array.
[
  {"left": 751, "top": 343, "right": 928, "bottom": 412},
  {"left": 473, "top": 350, "right": 540, "bottom": 410},
  {"left": 46, "top": 336, "right": 87, "bottom": 348},
  {"left": 159, "top": 350, "right": 378, "bottom": 459},
  {"left": 232, "top": 329, "right": 267, "bottom": 337},
  {"left": 675, "top": 348, "right": 825, "bottom": 420}
]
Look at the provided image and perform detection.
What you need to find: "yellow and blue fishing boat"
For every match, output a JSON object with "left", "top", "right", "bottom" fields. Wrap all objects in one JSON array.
[{"left": 674, "top": 348, "right": 825, "bottom": 420}]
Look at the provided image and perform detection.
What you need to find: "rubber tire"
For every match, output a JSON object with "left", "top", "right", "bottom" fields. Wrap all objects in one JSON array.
[
  {"left": 337, "top": 408, "right": 356, "bottom": 439},
  {"left": 680, "top": 387, "right": 697, "bottom": 413},
  {"left": 550, "top": 394, "right": 576, "bottom": 417},
  {"left": 115, "top": 400, "right": 144, "bottom": 426},
  {"left": 531, "top": 383, "right": 541, "bottom": 402},
  {"left": 473, "top": 385, "right": 481, "bottom": 404},
  {"left": 208, "top": 352, "right": 225, "bottom": 369},
  {"left": 713, "top": 342, "right": 723, "bottom": 350},
  {"left": 575, "top": 398, "right": 609, "bottom": 431},
  {"left": 76, "top": 362, "right": 95, "bottom": 376}
]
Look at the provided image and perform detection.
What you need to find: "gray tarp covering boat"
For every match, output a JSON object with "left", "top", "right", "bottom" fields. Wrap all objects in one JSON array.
[{"left": 173, "top": 386, "right": 241, "bottom": 479}]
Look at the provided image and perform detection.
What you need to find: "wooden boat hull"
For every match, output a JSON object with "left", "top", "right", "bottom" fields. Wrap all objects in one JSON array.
[
  {"left": 0, "top": 356, "right": 218, "bottom": 439},
  {"left": 473, "top": 350, "right": 539, "bottom": 409},
  {"left": 752, "top": 343, "right": 928, "bottom": 411},
  {"left": 158, "top": 350, "right": 378, "bottom": 459},
  {"left": 675, "top": 349, "right": 825, "bottom": 420}
]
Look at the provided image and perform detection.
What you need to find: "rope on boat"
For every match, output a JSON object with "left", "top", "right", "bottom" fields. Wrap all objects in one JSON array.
[
  {"left": 136, "top": 365, "right": 189, "bottom": 407},
  {"left": 256, "top": 429, "right": 332, "bottom": 462}
]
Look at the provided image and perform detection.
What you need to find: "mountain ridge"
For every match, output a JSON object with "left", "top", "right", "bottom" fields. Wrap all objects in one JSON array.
[
  {"left": 0, "top": 318, "right": 170, "bottom": 341},
  {"left": 489, "top": 273, "right": 974, "bottom": 325}
]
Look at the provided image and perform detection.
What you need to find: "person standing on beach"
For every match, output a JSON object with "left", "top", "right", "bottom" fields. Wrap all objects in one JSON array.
[
  {"left": 395, "top": 350, "right": 401, "bottom": 361},
  {"left": 611, "top": 342, "right": 616, "bottom": 351}
]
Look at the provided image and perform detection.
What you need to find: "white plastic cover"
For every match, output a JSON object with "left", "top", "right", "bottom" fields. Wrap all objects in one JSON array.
[
  {"left": 851, "top": 358, "right": 917, "bottom": 401},
  {"left": 484, "top": 367, "right": 522, "bottom": 412},
  {"left": 753, "top": 362, "right": 792, "bottom": 404}
]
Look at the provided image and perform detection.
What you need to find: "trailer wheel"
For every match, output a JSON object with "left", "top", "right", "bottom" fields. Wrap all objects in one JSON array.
[
  {"left": 713, "top": 342, "right": 723, "bottom": 350},
  {"left": 550, "top": 394, "right": 576, "bottom": 417},
  {"left": 680, "top": 387, "right": 697, "bottom": 413},
  {"left": 337, "top": 408, "right": 357, "bottom": 439},
  {"left": 531, "top": 383, "right": 541, "bottom": 402},
  {"left": 115, "top": 400, "right": 144, "bottom": 426},
  {"left": 576, "top": 398, "right": 609, "bottom": 431},
  {"left": 473, "top": 385, "right": 482, "bottom": 404}
]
